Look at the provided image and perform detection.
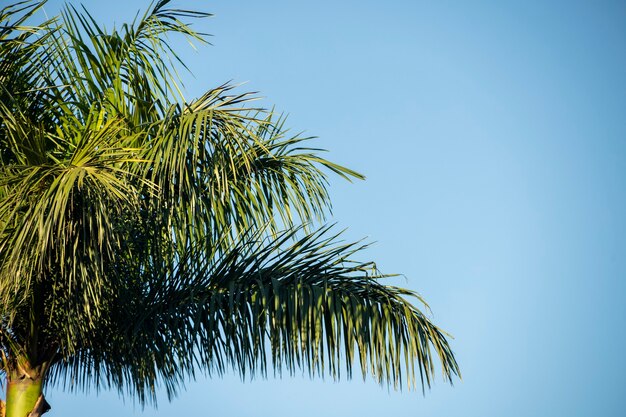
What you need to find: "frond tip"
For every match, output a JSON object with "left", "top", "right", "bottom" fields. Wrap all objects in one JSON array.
[{"left": 195, "top": 227, "right": 462, "bottom": 391}]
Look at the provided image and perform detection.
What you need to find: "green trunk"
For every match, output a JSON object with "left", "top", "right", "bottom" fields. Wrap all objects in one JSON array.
[{"left": 5, "top": 376, "right": 43, "bottom": 417}]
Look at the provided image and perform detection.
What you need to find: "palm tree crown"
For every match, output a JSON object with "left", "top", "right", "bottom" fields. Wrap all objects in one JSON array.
[{"left": 0, "top": 1, "right": 459, "bottom": 415}]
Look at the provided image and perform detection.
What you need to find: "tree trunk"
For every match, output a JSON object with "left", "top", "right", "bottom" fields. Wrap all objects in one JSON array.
[{"left": 4, "top": 371, "right": 50, "bottom": 417}]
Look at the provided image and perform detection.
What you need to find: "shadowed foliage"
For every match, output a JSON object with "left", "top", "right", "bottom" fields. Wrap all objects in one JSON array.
[{"left": 0, "top": 1, "right": 459, "bottom": 415}]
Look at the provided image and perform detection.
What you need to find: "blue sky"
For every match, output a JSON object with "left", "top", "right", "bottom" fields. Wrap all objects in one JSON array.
[{"left": 28, "top": 0, "right": 626, "bottom": 416}]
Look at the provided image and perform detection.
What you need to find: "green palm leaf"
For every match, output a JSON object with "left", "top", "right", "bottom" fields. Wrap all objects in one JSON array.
[{"left": 0, "top": 1, "right": 459, "bottom": 415}]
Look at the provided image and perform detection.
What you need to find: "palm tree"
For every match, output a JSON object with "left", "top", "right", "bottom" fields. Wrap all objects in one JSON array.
[{"left": 0, "top": 1, "right": 460, "bottom": 416}]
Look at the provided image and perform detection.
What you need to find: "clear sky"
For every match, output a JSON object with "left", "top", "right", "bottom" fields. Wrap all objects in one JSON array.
[{"left": 20, "top": 0, "right": 626, "bottom": 416}]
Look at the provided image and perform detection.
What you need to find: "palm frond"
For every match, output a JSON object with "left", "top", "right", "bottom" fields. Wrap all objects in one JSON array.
[{"left": 47, "top": 227, "right": 459, "bottom": 404}]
